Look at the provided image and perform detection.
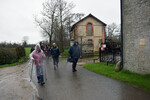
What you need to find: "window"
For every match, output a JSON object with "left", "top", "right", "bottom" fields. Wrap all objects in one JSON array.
[{"left": 87, "top": 23, "right": 93, "bottom": 36}]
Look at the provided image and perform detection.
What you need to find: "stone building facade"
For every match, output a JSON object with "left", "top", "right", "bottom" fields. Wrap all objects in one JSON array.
[
  {"left": 122, "top": 0, "right": 150, "bottom": 74},
  {"left": 70, "top": 14, "right": 106, "bottom": 55}
]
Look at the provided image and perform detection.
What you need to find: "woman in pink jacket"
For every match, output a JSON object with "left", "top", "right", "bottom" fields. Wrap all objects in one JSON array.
[{"left": 30, "top": 44, "right": 45, "bottom": 85}]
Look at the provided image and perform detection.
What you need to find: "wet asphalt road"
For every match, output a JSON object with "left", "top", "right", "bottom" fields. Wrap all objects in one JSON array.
[{"left": 32, "top": 60, "right": 150, "bottom": 100}]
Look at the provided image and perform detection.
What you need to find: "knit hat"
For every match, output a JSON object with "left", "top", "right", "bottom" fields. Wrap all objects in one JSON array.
[{"left": 53, "top": 43, "right": 56, "bottom": 45}]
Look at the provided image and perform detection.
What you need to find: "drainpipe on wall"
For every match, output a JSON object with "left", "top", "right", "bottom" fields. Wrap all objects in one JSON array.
[
  {"left": 120, "top": 0, "right": 124, "bottom": 70},
  {"left": 80, "top": 36, "right": 83, "bottom": 56},
  {"left": 104, "top": 26, "right": 106, "bottom": 43}
]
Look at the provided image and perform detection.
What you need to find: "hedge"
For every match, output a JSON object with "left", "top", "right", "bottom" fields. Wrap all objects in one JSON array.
[
  {"left": 0, "top": 46, "right": 25, "bottom": 65},
  {"left": 16, "top": 46, "right": 26, "bottom": 59}
]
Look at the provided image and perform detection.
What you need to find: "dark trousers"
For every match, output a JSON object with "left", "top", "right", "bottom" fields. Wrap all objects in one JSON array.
[
  {"left": 72, "top": 58, "right": 78, "bottom": 70},
  {"left": 52, "top": 57, "right": 59, "bottom": 65}
]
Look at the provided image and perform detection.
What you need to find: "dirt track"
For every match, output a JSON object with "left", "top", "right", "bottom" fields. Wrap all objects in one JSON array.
[{"left": 0, "top": 61, "right": 39, "bottom": 100}]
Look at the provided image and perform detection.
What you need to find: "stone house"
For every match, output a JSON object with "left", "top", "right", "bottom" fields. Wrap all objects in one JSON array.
[{"left": 70, "top": 14, "right": 106, "bottom": 55}]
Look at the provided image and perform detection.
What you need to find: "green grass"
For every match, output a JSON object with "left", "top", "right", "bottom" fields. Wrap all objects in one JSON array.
[
  {"left": 83, "top": 55, "right": 99, "bottom": 59},
  {"left": 62, "top": 48, "right": 69, "bottom": 55},
  {"left": 0, "top": 47, "right": 31, "bottom": 68},
  {"left": 59, "top": 57, "right": 67, "bottom": 60},
  {"left": 60, "top": 48, "right": 69, "bottom": 60},
  {"left": 25, "top": 47, "right": 30, "bottom": 59},
  {"left": 83, "top": 62, "right": 150, "bottom": 91}
]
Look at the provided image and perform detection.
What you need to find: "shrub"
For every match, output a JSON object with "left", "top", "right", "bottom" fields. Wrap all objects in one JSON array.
[
  {"left": 16, "top": 46, "right": 26, "bottom": 59},
  {"left": 0, "top": 46, "right": 25, "bottom": 65},
  {"left": 0, "top": 48, "right": 18, "bottom": 65}
]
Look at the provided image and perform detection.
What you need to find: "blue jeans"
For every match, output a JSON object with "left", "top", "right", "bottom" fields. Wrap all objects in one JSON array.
[
  {"left": 36, "top": 66, "right": 43, "bottom": 76},
  {"left": 36, "top": 66, "right": 44, "bottom": 83}
]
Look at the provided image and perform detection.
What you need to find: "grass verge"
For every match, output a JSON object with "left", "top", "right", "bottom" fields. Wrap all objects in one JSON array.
[
  {"left": 83, "top": 55, "right": 99, "bottom": 59},
  {"left": 60, "top": 48, "right": 68, "bottom": 60},
  {"left": 59, "top": 57, "right": 67, "bottom": 60},
  {"left": 62, "top": 48, "right": 69, "bottom": 55},
  {"left": 83, "top": 62, "right": 150, "bottom": 91},
  {"left": 0, "top": 47, "right": 30, "bottom": 68}
]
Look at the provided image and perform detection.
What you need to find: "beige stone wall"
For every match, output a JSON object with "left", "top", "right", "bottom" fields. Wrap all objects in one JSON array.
[
  {"left": 122, "top": 0, "right": 150, "bottom": 74},
  {"left": 77, "top": 17, "right": 103, "bottom": 37},
  {"left": 71, "top": 16, "right": 104, "bottom": 53}
]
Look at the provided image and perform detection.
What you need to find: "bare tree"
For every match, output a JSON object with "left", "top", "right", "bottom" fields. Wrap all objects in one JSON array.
[
  {"left": 65, "top": 13, "right": 85, "bottom": 40},
  {"left": 106, "top": 23, "right": 121, "bottom": 42},
  {"left": 73, "top": 13, "right": 85, "bottom": 21},
  {"left": 35, "top": 0, "right": 84, "bottom": 52},
  {"left": 113, "top": 24, "right": 121, "bottom": 43},
  {"left": 56, "top": 0, "right": 75, "bottom": 52},
  {"left": 107, "top": 23, "right": 118, "bottom": 37},
  {"left": 35, "top": 0, "right": 58, "bottom": 46}
]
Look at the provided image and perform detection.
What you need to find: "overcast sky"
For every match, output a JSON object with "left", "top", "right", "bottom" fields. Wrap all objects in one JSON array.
[{"left": 0, "top": 0, "right": 120, "bottom": 44}]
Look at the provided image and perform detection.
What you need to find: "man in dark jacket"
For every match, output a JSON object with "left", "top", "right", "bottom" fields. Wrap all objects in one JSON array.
[
  {"left": 68, "top": 40, "right": 81, "bottom": 72},
  {"left": 40, "top": 42, "right": 45, "bottom": 51},
  {"left": 30, "top": 47, "right": 35, "bottom": 53},
  {"left": 51, "top": 43, "right": 60, "bottom": 70}
]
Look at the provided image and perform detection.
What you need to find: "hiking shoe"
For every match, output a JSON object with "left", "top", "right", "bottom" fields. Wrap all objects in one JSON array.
[
  {"left": 41, "top": 82, "right": 45, "bottom": 86},
  {"left": 37, "top": 76, "right": 40, "bottom": 83},
  {"left": 37, "top": 80, "right": 40, "bottom": 83},
  {"left": 72, "top": 69, "right": 77, "bottom": 72}
]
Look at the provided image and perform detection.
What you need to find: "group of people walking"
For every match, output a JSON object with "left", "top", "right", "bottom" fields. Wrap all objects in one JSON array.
[{"left": 30, "top": 40, "right": 81, "bottom": 85}]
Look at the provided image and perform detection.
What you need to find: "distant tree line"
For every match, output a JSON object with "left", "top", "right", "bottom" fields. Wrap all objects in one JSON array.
[
  {"left": 0, "top": 42, "right": 21, "bottom": 48},
  {"left": 0, "top": 42, "right": 35, "bottom": 48}
]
